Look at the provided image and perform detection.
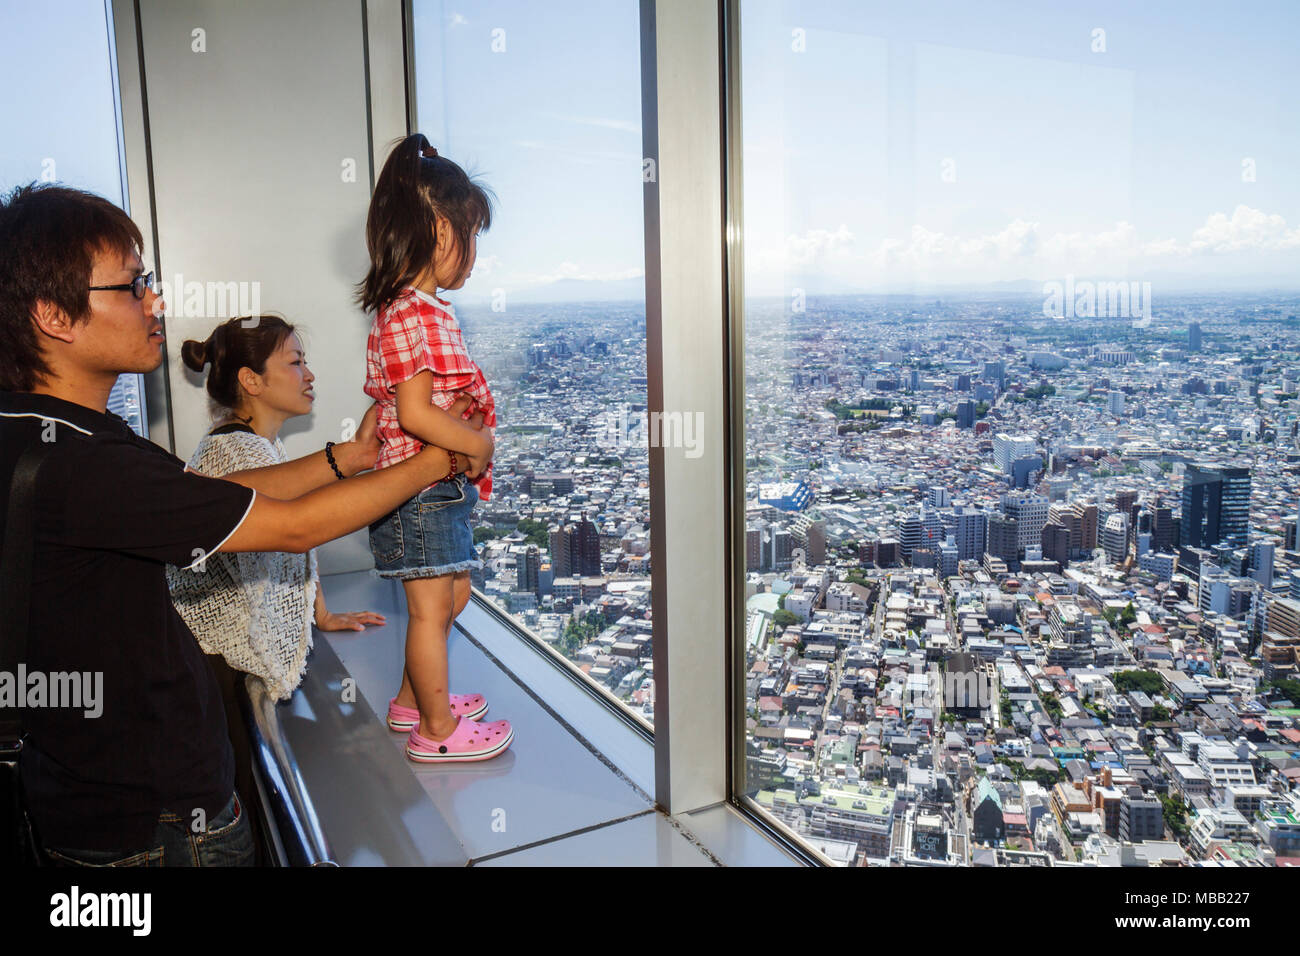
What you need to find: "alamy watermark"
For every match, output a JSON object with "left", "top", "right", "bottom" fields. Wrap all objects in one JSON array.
[
  {"left": 1042, "top": 275, "right": 1152, "bottom": 323},
  {"left": 595, "top": 404, "right": 704, "bottom": 459},
  {"left": 152, "top": 274, "right": 261, "bottom": 320},
  {"left": 0, "top": 665, "right": 102, "bottom": 718},
  {"left": 50, "top": 886, "right": 151, "bottom": 936}
]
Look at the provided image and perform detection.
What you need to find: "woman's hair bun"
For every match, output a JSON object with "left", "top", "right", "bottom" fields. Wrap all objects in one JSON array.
[{"left": 180, "top": 336, "right": 210, "bottom": 372}]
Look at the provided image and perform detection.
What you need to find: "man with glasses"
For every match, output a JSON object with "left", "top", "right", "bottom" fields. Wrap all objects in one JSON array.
[{"left": 0, "top": 183, "right": 464, "bottom": 865}]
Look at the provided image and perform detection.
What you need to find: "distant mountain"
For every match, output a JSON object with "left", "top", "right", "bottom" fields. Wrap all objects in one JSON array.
[
  {"left": 455, "top": 267, "right": 1300, "bottom": 307},
  {"left": 459, "top": 275, "right": 646, "bottom": 306}
]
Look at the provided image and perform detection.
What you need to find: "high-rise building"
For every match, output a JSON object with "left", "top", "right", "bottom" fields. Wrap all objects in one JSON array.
[
  {"left": 993, "top": 433, "right": 1036, "bottom": 475},
  {"left": 1071, "top": 502, "right": 1099, "bottom": 553},
  {"left": 982, "top": 360, "right": 1005, "bottom": 388},
  {"left": 939, "top": 538, "right": 959, "bottom": 578},
  {"left": 1010, "top": 455, "right": 1042, "bottom": 490},
  {"left": 771, "top": 528, "right": 795, "bottom": 571},
  {"left": 1109, "top": 390, "right": 1125, "bottom": 416},
  {"left": 949, "top": 505, "right": 987, "bottom": 562},
  {"left": 1251, "top": 541, "right": 1275, "bottom": 588},
  {"left": 746, "top": 525, "right": 763, "bottom": 570},
  {"left": 549, "top": 523, "right": 571, "bottom": 578},
  {"left": 1139, "top": 551, "right": 1177, "bottom": 581},
  {"left": 550, "top": 515, "right": 602, "bottom": 578},
  {"left": 1265, "top": 596, "right": 1300, "bottom": 641},
  {"left": 1114, "top": 490, "right": 1139, "bottom": 550},
  {"left": 987, "top": 513, "right": 1019, "bottom": 569},
  {"left": 1049, "top": 504, "right": 1083, "bottom": 557},
  {"left": 790, "top": 513, "right": 827, "bottom": 566},
  {"left": 1152, "top": 503, "right": 1176, "bottom": 553},
  {"left": 1260, "top": 630, "right": 1300, "bottom": 681},
  {"left": 1181, "top": 463, "right": 1251, "bottom": 549},
  {"left": 1042, "top": 522, "right": 1071, "bottom": 568},
  {"left": 527, "top": 472, "right": 576, "bottom": 497},
  {"left": 955, "top": 399, "right": 975, "bottom": 429},
  {"left": 517, "top": 545, "right": 541, "bottom": 593},
  {"left": 1002, "top": 491, "right": 1049, "bottom": 555},
  {"left": 928, "top": 487, "right": 951, "bottom": 509},
  {"left": 1115, "top": 490, "right": 1138, "bottom": 524},
  {"left": 1197, "top": 564, "right": 1233, "bottom": 616},
  {"left": 1102, "top": 513, "right": 1129, "bottom": 565},
  {"left": 899, "top": 514, "right": 923, "bottom": 564},
  {"left": 107, "top": 374, "right": 147, "bottom": 437},
  {"left": 1188, "top": 321, "right": 1203, "bottom": 352},
  {"left": 1119, "top": 788, "right": 1164, "bottom": 843}
]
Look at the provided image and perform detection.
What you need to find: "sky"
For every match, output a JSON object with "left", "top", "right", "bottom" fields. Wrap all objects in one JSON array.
[
  {"left": 0, "top": 0, "right": 123, "bottom": 204},
  {"left": 6, "top": 0, "right": 1299, "bottom": 302},
  {"left": 741, "top": 0, "right": 1300, "bottom": 294}
]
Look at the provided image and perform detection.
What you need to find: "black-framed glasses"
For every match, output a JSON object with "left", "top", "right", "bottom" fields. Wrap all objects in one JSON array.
[{"left": 89, "top": 271, "right": 156, "bottom": 300}]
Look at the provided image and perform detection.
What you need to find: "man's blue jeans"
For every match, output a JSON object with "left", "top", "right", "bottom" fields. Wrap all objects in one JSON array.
[{"left": 42, "top": 790, "right": 255, "bottom": 867}]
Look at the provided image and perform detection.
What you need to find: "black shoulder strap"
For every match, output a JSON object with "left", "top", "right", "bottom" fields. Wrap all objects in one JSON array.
[
  {"left": 0, "top": 442, "right": 52, "bottom": 742},
  {"left": 209, "top": 422, "right": 257, "bottom": 436}
]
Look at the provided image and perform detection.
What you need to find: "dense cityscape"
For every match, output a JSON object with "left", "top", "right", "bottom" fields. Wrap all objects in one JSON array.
[{"left": 456, "top": 289, "right": 1300, "bottom": 867}]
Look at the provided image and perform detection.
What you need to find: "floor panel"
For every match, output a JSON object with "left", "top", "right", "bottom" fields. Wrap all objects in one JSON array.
[
  {"left": 321, "top": 572, "right": 654, "bottom": 860},
  {"left": 474, "top": 811, "right": 717, "bottom": 867}
]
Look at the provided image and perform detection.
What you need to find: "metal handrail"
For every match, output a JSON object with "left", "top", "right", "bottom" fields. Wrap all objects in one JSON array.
[{"left": 242, "top": 675, "right": 338, "bottom": 867}]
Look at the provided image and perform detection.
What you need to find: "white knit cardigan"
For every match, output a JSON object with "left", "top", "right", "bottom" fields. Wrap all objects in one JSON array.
[{"left": 166, "top": 429, "right": 317, "bottom": 702}]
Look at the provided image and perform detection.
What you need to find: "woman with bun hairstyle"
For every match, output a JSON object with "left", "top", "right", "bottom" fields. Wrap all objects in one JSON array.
[{"left": 167, "top": 315, "right": 478, "bottom": 849}]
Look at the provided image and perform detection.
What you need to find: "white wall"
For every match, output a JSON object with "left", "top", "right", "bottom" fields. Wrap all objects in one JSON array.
[{"left": 119, "top": 0, "right": 406, "bottom": 572}]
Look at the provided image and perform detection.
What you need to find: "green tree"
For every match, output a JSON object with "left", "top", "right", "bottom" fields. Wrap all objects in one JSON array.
[
  {"left": 1042, "top": 695, "right": 1063, "bottom": 722},
  {"left": 1113, "top": 670, "right": 1164, "bottom": 695},
  {"left": 516, "top": 518, "right": 551, "bottom": 548},
  {"left": 1267, "top": 678, "right": 1300, "bottom": 706},
  {"left": 1161, "top": 795, "right": 1189, "bottom": 838},
  {"left": 773, "top": 609, "right": 799, "bottom": 628}
]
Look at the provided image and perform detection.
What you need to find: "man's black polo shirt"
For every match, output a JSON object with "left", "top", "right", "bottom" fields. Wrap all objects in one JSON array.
[{"left": 0, "top": 391, "right": 256, "bottom": 850}]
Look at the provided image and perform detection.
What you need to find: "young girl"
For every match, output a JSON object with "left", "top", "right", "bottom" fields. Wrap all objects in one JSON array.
[{"left": 359, "top": 133, "right": 513, "bottom": 763}]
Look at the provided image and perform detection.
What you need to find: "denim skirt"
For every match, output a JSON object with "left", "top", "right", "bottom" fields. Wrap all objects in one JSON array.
[{"left": 369, "top": 474, "right": 483, "bottom": 579}]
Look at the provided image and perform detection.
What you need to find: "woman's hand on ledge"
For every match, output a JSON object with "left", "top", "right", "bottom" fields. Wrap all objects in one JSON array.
[{"left": 315, "top": 608, "right": 387, "bottom": 632}]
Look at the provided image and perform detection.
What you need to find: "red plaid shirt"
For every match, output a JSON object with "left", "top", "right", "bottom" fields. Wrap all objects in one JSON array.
[{"left": 364, "top": 287, "right": 496, "bottom": 500}]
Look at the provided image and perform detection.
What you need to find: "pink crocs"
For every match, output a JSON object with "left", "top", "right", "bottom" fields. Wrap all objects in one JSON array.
[
  {"left": 406, "top": 717, "right": 514, "bottom": 763},
  {"left": 388, "top": 695, "right": 488, "bottom": 731}
]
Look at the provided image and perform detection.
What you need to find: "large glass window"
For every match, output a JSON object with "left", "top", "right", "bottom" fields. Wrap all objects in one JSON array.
[
  {"left": 411, "top": 1, "right": 652, "bottom": 726},
  {"left": 736, "top": 0, "right": 1300, "bottom": 865},
  {"left": 1, "top": 0, "right": 146, "bottom": 434}
]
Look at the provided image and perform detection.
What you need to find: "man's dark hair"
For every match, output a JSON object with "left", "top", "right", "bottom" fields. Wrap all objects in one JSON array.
[{"left": 0, "top": 182, "right": 144, "bottom": 391}]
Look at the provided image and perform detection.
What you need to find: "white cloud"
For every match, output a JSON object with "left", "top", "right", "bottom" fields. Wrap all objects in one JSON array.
[
  {"left": 784, "top": 225, "right": 855, "bottom": 267},
  {"left": 748, "top": 205, "right": 1300, "bottom": 288},
  {"left": 1188, "top": 205, "right": 1300, "bottom": 253},
  {"left": 472, "top": 253, "right": 501, "bottom": 277}
]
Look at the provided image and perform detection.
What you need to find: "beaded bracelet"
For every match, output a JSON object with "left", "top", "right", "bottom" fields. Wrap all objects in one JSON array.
[{"left": 324, "top": 441, "right": 345, "bottom": 480}]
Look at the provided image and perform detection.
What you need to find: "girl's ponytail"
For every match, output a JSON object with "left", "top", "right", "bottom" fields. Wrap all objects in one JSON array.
[{"left": 356, "top": 134, "right": 494, "bottom": 314}]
